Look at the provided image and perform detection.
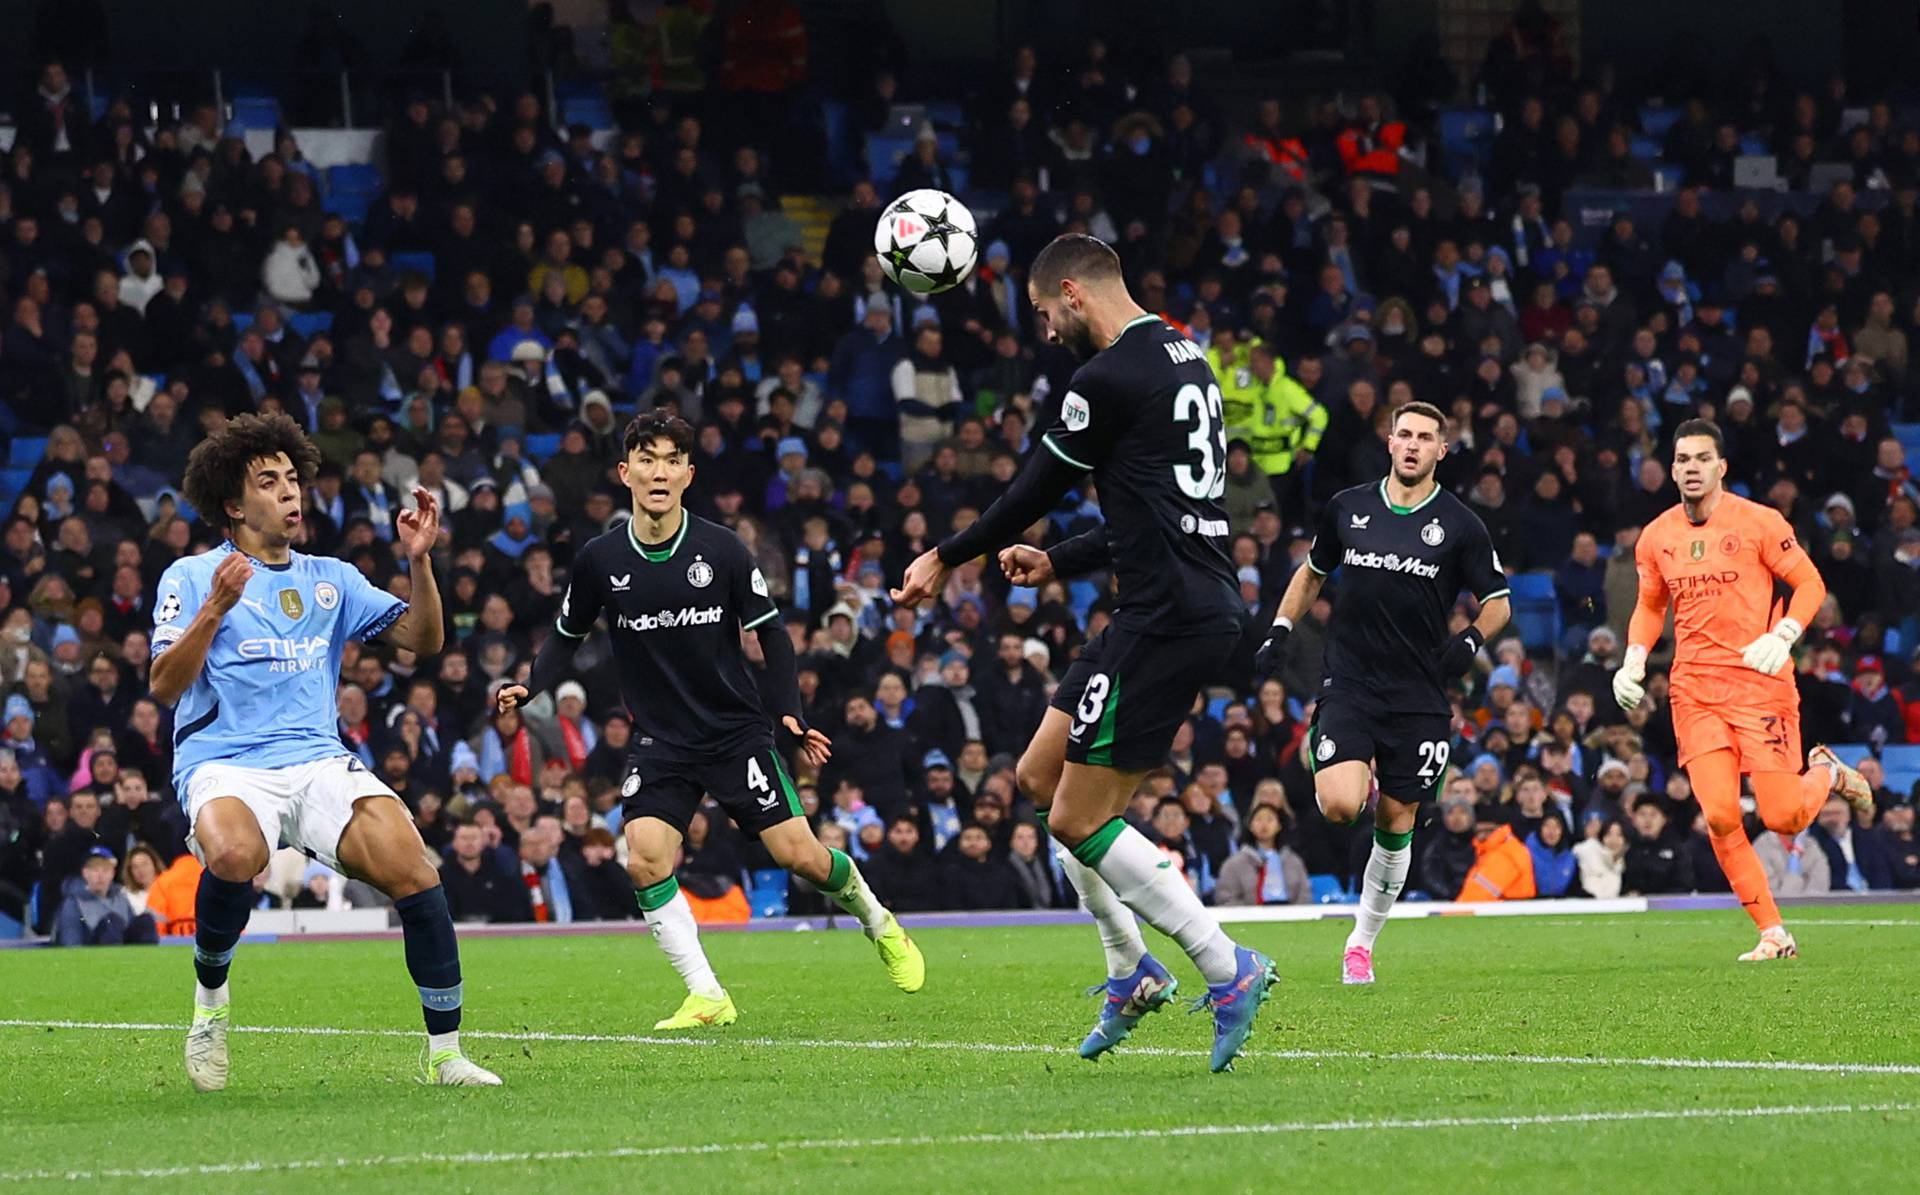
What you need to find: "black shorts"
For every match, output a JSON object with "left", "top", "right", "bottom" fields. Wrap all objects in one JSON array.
[
  {"left": 1052, "top": 626, "right": 1239, "bottom": 772},
  {"left": 1306, "top": 694, "right": 1453, "bottom": 803},
  {"left": 620, "top": 740, "right": 803, "bottom": 837}
]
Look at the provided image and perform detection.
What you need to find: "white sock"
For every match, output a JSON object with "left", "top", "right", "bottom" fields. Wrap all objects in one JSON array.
[
  {"left": 194, "top": 982, "right": 229, "bottom": 1010},
  {"left": 1346, "top": 832, "right": 1412, "bottom": 952},
  {"left": 428, "top": 1030, "right": 460, "bottom": 1056},
  {"left": 1088, "top": 823, "right": 1239, "bottom": 985},
  {"left": 642, "top": 888, "right": 726, "bottom": 1000},
  {"left": 821, "top": 851, "right": 892, "bottom": 936},
  {"left": 1054, "top": 841, "right": 1147, "bottom": 979}
]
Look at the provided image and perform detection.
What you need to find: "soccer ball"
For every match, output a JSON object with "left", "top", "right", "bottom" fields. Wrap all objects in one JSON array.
[{"left": 873, "top": 189, "right": 978, "bottom": 295}]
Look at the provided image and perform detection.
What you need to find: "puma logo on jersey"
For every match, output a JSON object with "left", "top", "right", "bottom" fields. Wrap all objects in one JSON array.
[
  {"left": 610, "top": 574, "right": 632, "bottom": 591},
  {"left": 1350, "top": 514, "right": 1371, "bottom": 529}
]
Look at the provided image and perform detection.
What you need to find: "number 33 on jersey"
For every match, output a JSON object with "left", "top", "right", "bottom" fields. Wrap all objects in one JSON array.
[{"left": 1037, "top": 315, "right": 1243, "bottom": 639}]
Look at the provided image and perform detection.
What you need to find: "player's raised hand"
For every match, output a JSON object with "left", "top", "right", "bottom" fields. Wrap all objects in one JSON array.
[
  {"left": 208, "top": 552, "right": 253, "bottom": 614},
  {"left": 998, "top": 544, "right": 1054, "bottom": 586},
  {"left": 397, "top": 486, "right": 441, "bottom": 559},
  {"left": 496, "top": 684, "right": 530, "bottom": 714},
  {"left": 783, "top": 716, "right": 832, "bottom": 769},
  {"left": 890, "top": 548, "right": 950, "bottom": 609}
]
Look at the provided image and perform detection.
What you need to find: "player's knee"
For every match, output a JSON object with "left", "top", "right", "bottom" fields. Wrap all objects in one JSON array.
[
  {"left": 1704, "top": 808, "right": 1744, "bottom": 839},
  {"left": 626, "top": 854, "right": 671, "bottom": 888},
  {"left": 204, "top": 841, "right": 268, "bottom": 883},
  {"left": 1043, "top": 806, "right": 1092, "bottom": 847},
  {"left": 1014, "top": 754, "right": 1058, "bottom": 808},
  {"left": 1316, "top": 788, "right": 1363, "bottom": 826}
]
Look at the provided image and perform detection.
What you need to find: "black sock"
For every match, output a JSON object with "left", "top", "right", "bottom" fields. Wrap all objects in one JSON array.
[
  {"left": 395, "top": 886, "right": 463, "bottom": 1036},
  {"left": 193, "top": 871, "right": 256, "bottom": 991}
]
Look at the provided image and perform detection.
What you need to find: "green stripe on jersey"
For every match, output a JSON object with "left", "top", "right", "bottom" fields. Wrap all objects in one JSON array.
[
  {"left": 1083, "top": 674, "right": 1122, "bottom": 767},
  {"left": 1041, "top": 434, "right": 1094, "bottom": 471}
]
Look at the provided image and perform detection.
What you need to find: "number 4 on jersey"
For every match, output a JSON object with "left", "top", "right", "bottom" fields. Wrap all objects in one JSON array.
[
  {"left": 747, "top": 756, "right": 771, "bottom": 793},
  {"left": 1175, "top": 382, "right": 1226, "bottom": 500}
]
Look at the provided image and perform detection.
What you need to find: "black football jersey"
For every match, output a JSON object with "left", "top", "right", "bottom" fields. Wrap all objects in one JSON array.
[
  {"left": 1038, "top": 314, "right": 1244, "bottom": 637},
  {"left": 555, "top": 513, "right": 782, "bottom": 758},
  {"left": 1306, "top": 479, "right": 1509, "bottom": 715}
]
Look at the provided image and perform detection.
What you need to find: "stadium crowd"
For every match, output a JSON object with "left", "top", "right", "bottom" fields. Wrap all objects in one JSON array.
[{"left": 8, "top": 4, "right": 1920, "bottom": 944}]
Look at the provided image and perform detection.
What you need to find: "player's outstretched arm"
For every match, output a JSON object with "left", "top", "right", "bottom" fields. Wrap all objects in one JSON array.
[
  {"left": 497, "top": 630, "right": 581, "bottom": 714},
  {"left": 894, "top": 447, "right": 1088, "bottom": 608},
  {"left": 381, "top": 487, "right": 445, "bottom": 655},
  {"left": 149, "top": 553, "right": 251, "bottom": 706}
]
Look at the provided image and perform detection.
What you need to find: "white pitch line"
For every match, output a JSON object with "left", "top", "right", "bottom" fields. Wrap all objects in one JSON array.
[
  {"left": 1527, "top": 917, "right": 1920, "bottom": 929},
  {"left": 1, "top": 1100, "right": 1914, "bottom": 1183},
  {"left": 4, "top": 1017, "right": 1919, "bottom": 1077}
]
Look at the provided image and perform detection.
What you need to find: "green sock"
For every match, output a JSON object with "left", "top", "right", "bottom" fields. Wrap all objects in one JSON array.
[{"left": 821, "top": 848, "right": 888, "bottom": 934}]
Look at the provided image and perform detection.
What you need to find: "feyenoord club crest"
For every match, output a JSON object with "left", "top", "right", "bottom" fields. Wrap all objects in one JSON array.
[
  {"left": 1420, "top": 519, "right": 1446, "bottom": 547},
  {"left": 1316, "top": 736, "right": 1336, "bottom": 762},
  {"left": 1690, "top": 540, "right": 1706, "bottom": 561},
  {"left": 622, "top": 773, "right": 642, "bottom": 797},
  {"left": 687, "top": 558, "right": 714, "bottom": 588},
  {"left": 278, "top": 589, "right": 305, "bottom": 619}
]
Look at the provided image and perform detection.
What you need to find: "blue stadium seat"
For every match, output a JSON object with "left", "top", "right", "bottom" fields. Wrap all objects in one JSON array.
[
  {"left": 1511, "top": 601, "right": 1559, "bottom": 652},
  {"left": 1827, "top": 744, "right": 1873, "bottom": 767},
  {"left": 1310, "top": 874, "right": 1353, "bottom": 904},
  {"left": 1438, "top": 107, "right": 1496, "bottom": 174},
  {"left": 0, "top": 468, "right": 32, "bottom": 503},
  {"left": 523, "top": 432, "right": 563, "bottom": 462},
  {"left": 1067, "top": 580, "right": 1100, "bottom": 623},
  {"left": 7, "top": 437, "right": 47, "bottom": 468},
  {"left": 562, "top": 96, "right": 615, "bottom": 130},
  {"left": 326, "top": 163, "right": 383, "bottom": 197},
  {"left": 0, "top": 908, "right": 21, "bottom": 939},
  {"left": 865, "top": 134, "right": 916, "bottom": 187},
  {"left": 1879, "top": 745, "right": 1920, "bottom": 773},
  {"left": 390, "top": 251, "right": 436, "bottom": 282},
  {"left": 230, "top": 312, "right": 255, "bottom": 334},
  {"left": 1630, "top": 135, "right": 1662, "bottom": 162},
  {"left": 1652, "top": 164, "right": 1684, "bottom": 191},
  {"left": 229, "top": 96, "right": 280, "bottom": 133},
  {"left": 749, "top": 868, "right": 788, "bottom": 918},
  {"left": 553, "top": 77, "right": 606, "bottom": 103},
  {"left": 289, "top": 311, "right": 334, "bottom": 338},
  {"left": 322, "top": 193, "right": 372, "bottom": 224},
  {"left": 1638, "top": 105, "right": 1682, "bottom": 139},
  {"left": 1892, "top": 422, "right": 1920, "bottom": 462},
  {"left": 1738, "top": 133, "right": 1768, "bottom": 157},
  {"left": 1886, "top": 771, "right": 1920, "bottom": 800},
  {"left": 1205, "top": 696, "right": 1231, "bottom": 723},
  {"left": 1508, "top": 572, "right": 1556, "bottom": 601}
]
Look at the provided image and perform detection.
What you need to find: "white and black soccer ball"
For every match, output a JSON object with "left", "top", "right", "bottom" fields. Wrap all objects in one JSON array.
[{"left": 873, "top": 188, "right": 978, "bottom": 295}]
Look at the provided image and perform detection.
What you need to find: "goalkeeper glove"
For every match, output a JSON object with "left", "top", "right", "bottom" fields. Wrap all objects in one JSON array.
[
  {"left": 1437, "top": 627, "right": 1484, "bottom": 679},
  {"left": 1612, "top": 645, "right": 1648, "bottom": 711},
  {"left": 1739, "top": 617, "right": 1802, "bottom": 677},
  {"left": 1253, "top": 619, "right": 1291, "bottom": 680}
]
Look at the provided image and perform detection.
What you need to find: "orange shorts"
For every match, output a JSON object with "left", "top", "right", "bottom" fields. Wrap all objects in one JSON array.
[{"left": 1670, "top": 690, "right": 1801, "bottom": 773}]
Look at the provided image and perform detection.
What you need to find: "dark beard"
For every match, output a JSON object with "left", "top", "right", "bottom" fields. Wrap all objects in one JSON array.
[{"left": 1059, "top": 316, "right": 1098, "bottom": 360}]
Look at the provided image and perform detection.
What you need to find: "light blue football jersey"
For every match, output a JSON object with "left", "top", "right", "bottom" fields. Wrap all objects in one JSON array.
[{"left": 152, "top": 543, "right": 407, "bottom": 800}]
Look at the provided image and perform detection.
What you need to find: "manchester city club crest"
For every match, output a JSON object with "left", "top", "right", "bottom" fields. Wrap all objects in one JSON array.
[
  {"left": 315, "top": 581, "right": 339, "bottom": 610},
  {"left": 687, "top": 558, "right": 714, "bottom": 588},
  {"left": 622, "top": 773, "right": 642, "bottom": 797},
  {"left": 1421, "top": 519, "right": 1445, "bottom": 547},
  {"left": 1316, "top": 736, "right": 1336, "bottom": 762},
  {"left": 1720, "top": 534, "right": 1740, "bottom": 557},
  {"left": 278, "top": 589, "right": 305, "bottom": 619}
]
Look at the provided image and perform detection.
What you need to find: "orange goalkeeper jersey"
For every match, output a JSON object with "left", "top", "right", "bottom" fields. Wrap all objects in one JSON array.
[{"left": 1633, "top": 492, "right": 1809, "bottom": 698}]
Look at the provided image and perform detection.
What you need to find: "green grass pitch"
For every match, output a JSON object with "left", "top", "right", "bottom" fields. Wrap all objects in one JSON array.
[{"left": 2, "top": 908, "right": 1916, "bottom": 1193}]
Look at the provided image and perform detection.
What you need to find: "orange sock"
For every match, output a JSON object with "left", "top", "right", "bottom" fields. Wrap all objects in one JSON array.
[
  {"left": 1687, "top": 749, "right": 1782, "bottom": 933},
  {"left": 1751, "top": 769, "right": 1830, "bottom": 836}
]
